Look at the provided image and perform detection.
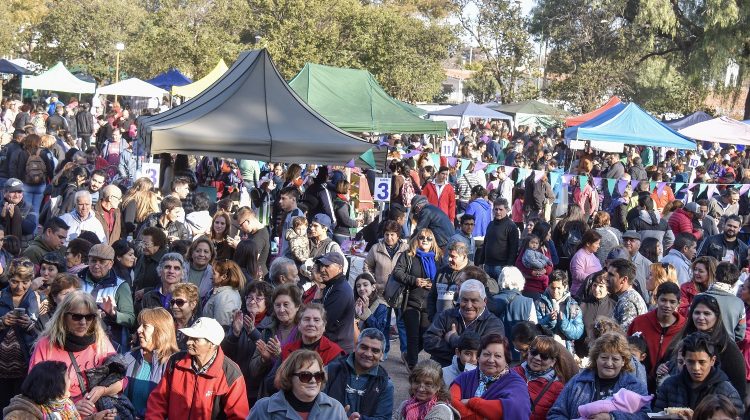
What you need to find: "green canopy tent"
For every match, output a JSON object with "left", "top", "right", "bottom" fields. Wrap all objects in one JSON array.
[
  {"left": 289, "top": 63, "right": 446, "bottom": 134},
  {"left": 490, "top": 99, "right": 570, "bottom": 129}
]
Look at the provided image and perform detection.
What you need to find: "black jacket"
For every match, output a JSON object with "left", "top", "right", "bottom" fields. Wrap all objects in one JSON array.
[
  {"left": 424, "top": 307, "right": 505, "bottom": 367},
  {"left": 322, "top": 274, "right": 355, "bottom": 354},
  {"left": 697, "top": 233, "right": 749, "bottom": 269},
  {"left": 76, "top": 111, "right": 93, "bottom": 137},
  {"left": 483, "top": 216, "right": 520, "bottom": 266},
  {"left": 393, "top": 252, "right": 432, "bottom": 312},
  {"left": 323, "top": 355, "right": 391, "bottom": 418},
  {"left": 654, "top": 367, "right": 744, "bottom": 415},
  {"left": 413, "top": 204, "right": 454, "bottom": 249}
]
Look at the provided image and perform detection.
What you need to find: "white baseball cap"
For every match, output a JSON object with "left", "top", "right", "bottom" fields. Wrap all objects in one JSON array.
[{"left": 179, "top": 317, "right": 225, "bottom": 345}]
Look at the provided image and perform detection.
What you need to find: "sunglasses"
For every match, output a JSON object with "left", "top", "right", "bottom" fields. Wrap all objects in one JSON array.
[
  {"left": 418, "top": 236, "right": 434, "bottom": 241},
  {"left": 529, "top": 348, "right": 552, "bottom": 361},
  {"left": 170, "top": 299, "right": 188, "bottom": 307},
  {"left": 66, "top": 312, "right": 97, "bottom": 322},
  {"left": 11, "top": 258, "right": 33, "bottom": 268},
  {"left": 293, "top": 371, "right": 325, "bottom": 383}
]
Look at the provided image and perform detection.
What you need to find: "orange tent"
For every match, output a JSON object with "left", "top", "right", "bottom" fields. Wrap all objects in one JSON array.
[{"left": 565, "top": 96, "right": 622, "bottom": 127}]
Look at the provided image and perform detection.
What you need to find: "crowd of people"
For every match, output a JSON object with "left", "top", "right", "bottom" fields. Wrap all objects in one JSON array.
[{"left": 0, "top": 94, "right": 749, "bottom": 420}]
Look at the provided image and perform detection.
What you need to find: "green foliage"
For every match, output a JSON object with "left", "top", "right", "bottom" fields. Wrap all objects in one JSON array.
[
  {"left": 463, "top": 66, "right": 500, "bottom": 102},
  {"left": 0, "top": 0, "right": 48, "bottom": 57},
  {"left": 631, "top": 57, "right": 707, "bottom": 114}
]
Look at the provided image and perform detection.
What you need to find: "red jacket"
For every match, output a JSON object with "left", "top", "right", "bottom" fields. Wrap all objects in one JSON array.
[
  {"left": 450, "top": 383, "right": 502, "bottom": 420},
  {"left": 678, "top": 282, "right": 700, "bottom": 317},
  {"left": 515, "top": 248, "right": 553, "bottom": 294},
  {"left": 422, "top": 182, "right": 456, "bottom": 222},
  {"left": 511, "top": 366, "right": 563, "bottom": 420},
  {"left": 668, "top": 208, "right": 702, "bottom": 241},
  {"left": 146, "top": 348, "right": 249, "bottom": 420},
  {"left": 281, "top": 336, "right": 344, "bottom": 365},
  {"left": 737, "top": 303, "right": 750, "bottom": 381},
  {"left": 627, "top": 309, "right": 686, "bottom": 379}
]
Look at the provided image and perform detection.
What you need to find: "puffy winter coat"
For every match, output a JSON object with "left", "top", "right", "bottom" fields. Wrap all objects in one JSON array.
[
  {"left": 668, "top": 208, "right": 702, "bottom": 241},
  {"left": 422, "top": 181, "right": 456, "bottom": 222},
  {"left": 547, "top": 369, "right": 648, "bottom": 420}
]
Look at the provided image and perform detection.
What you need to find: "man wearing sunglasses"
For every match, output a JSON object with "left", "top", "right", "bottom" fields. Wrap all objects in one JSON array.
[{"left": 146, "top": 317, "right": 249, "bottom": 419}]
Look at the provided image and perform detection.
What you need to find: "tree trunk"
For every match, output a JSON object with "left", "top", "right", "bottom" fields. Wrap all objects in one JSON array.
[{"left": 744, "top": 83, "right": 750, "bottom": 120}]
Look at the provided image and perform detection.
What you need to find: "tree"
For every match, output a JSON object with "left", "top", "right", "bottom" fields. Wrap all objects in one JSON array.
[
  {"left": 463, "top": 65, "right": 500, "bottom": 102},
  {"left": 0, "top": 0, "right": 48, "bottom": 57},
  {"left": 453, "top": 0, "right": 536, "bottom": 103}
]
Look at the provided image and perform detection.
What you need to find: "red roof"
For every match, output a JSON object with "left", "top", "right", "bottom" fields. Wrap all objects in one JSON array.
[{"left": 565, "top": 96, "right": 622, "bottom": 127}]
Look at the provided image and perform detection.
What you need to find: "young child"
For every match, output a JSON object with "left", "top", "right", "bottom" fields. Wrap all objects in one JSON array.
[
  {"left": 521, "top": 234, "right": 553, "bottom": 270},
  {"left": 354, "top": 273, "right": 389, "bottom": 339},
  {"left": 442, "top": 331, "right": 480, "bottom": 385},
  {"left": 535, "top": 270, "right": 583, "bottom": 352},
  {"left": 627, "top": 334, "right": 649, "bottom": 374},
  {"left": 285, "top": 216, "right": 310, "bottom": 265}
]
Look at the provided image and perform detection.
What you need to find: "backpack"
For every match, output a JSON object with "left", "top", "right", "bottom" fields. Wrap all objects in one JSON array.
[
  {"left": 24, "top": 151, "right": 46, "bottom": 185},
  {"left": 400, "top": 175, "right": 416, "bottom": 206},
  {"left": 562, "top": 225, "right": 583, "bottom": 258}
]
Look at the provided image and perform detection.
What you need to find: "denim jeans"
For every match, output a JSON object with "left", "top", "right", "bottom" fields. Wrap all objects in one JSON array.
[
  {"left": 484, "top": 264, "right": 502, "bottom": 281},
  {"left": 394, "top": 308, "right": 407, "bottom": 354},
  {"left": 23, "top": 183, "right": 46, "bottom": 216}
]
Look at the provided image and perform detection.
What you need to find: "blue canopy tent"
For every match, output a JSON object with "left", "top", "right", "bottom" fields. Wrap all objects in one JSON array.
[
  {"left": 146, "top": 69, "right": 192, "bottom": 91},
  {"left": 0, "top": 59, "right": 32, "bottom": 75},
  {"left": 428, "top": 102, "right": 513, "bottom": 131},
  {"left": 664, "top": 111, "right": 713, "bottom": 131},
  {"left": 565, "top": 103, "right": 695, "bottom": 149}
]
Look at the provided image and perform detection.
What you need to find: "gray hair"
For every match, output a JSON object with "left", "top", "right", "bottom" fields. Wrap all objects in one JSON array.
[
  {"left": 101, "top": 184, "right": 121, "bottom": 200},
  {"left": 448, "top": 241, "right": 468, "bottom": 257},
  {"left": 74, "top": 190, "right": 92, "bottom": 204},
  {"left": 358, "top": 327, "right": 386, "bottom": 353},
  {"left": 158, "top": 252, "right": 186, "bottom": 280},
  {"left": 498, "top": 267, "right": 525, "bottom": 292},
  {"left": 269, "top": 257, "right": 295, "bottom": 282},
  {"left": 459, "top": 279, "right": 486, "bottom": 299}
]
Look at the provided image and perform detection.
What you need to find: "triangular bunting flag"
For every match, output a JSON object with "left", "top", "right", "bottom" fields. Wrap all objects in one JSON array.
[
  {"left": 607, "top": 179, "right": 616, "bottom": 196},
  {"left": 631, "top": 179, "right": 640, "bottom": 190},
  {"left": 429, "top": 153, "right": 441, "bottom": 169},
  {"left": 359, "top": 149, "right": 376, "bottom": 169},
  {"left": 649, "top": 181, "right": 657, "bottom": 191},
  {"left": 517, "top": 168, "right": 528, "bottom": 184},
  {"left": 485, "top": 164, "right": 499, "bottom": 174},
  {"left": 740, "top": 184, "right": 750, "bottom": 196},
  {"left": 579, "top": 175, "right": 589, "bottom": 187},
  {"left": 706, "top": 184, "right": 718, "bottom": 199},
  {"left": 345, "top": 159, "right": 356, "bottom": 168},
  {"left": 674, "top": 182, "right": 685, "bottom": 194},
  {"left": 403, "top": 149, "right": 421, "bottom": 159},
  {"left": 474, "top": 161, "right": 488, "bottom": 173},
  {"left": 657, "top": 182, "right": 666, "bottom": 195},
  {"left": 549, "top": 171, "right": 562, "bottom": 189},
  {"left": 698, "top": 183, "right": 708, "bottom": 197},
  {"left": 534, "top": 170, "right": 545, "bottom": 182},
  {"left": 460, "top": 159, "right": 470, "bottom": 175}
]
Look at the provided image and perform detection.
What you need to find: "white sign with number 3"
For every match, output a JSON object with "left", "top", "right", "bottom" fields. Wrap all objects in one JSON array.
[
  {"left": 136, "top": 162, "right": 161, "bottom": 187},
  {"left": 374, "top": 177, "right": 391, "bottom": 202}
]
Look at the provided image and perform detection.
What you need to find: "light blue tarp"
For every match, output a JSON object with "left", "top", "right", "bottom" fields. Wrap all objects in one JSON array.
[
  {"left": 565, "top": 103, "right": 695, "bottom": 149},
  {"left": 427, "top": 102, "right": 513, "bottom": 121}
]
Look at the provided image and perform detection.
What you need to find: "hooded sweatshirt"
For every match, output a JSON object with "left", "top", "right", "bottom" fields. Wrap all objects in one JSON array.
[
  {"left": 627, "top": 310, "right": 686, "bottom": 380},
  {"left": 465, "top": 197, "right": 492, "bottom": 237}
]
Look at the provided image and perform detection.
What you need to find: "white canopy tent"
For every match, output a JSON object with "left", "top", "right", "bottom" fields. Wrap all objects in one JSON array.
[
  {"left": 678, "top": 116, "right": 750, "bottom": 145},
  {"left": 22, "top": 62, "right": 96, "bottom": 94},
  {"left": 96, "top": 78, "right": 167, "bottom": 97}
]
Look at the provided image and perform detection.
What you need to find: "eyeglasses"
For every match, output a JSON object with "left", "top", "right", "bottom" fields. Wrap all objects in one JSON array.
[
  {"left": 529, "top": 348, "right": 552, "bottom": 361},
  {"left": 66, "top": 312, "right": 97, "bottom": 322},
  {"left": 418, "top": 236, "right": 434, "bottom": 241},
  {"left": 170, "top": 299, "right": 188, "bottom": 307},
  {"left": 246, "top": 295, "right": 265, "bottom": 302},
  {"left": 293, "top": 371, "right": 325, "bottom": 383}
]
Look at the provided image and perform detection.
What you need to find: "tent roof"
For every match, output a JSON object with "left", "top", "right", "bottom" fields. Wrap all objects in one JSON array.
[
  {"left": 22, "top": 62, "right": 96, "bottom": 94},
  {"left": 96, "top": 78, "right": 166, "bottom": 97},
  {"left": 0, "top": 59, "right": 31, "bottom": 75},
  {"left": 289, "top": 63, "right": 447, "bottom": 134},
  {"left": 491, "top": 100, "right": 570, "bottom": 117},
  {"left": 138, "top": 49, "right": 384, "bottom": 167},
  {"left": 565, "top": 96, "right": 621, "bottom": 127},
  {"left": 664, "top": 111, "right": 713, "bottom": 131},
  {"left": 427, "top": 102, "right": 513, "bottom": 121},
  {"left": 565, "top": 103, "right": 695, "bottom": 149},
  {"left": 172, "top": 59, "right": 228, "bottom": 98},
  {"left": 678, "top": 117, "right": 750, "bottom": 145},
  {"left": 396, "top": 100, "right": 428, "bottom": 118},
  {"left": 146, "top": 69, "right": 192, "bottom": 90}
]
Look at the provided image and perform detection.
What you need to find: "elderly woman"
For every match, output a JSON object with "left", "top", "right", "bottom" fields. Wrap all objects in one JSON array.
[
  {"left": 679, "top": 256, "right": 717, "bottom": 317},
  {"left": 170, "top": 282, "right": 200, "bottom": 350},
  {"left": 28, "top": 291, "right": 121, "bottom": 418},
  {"left": 547, "top": 333, "right": 649, "bottom": 419},
  {"left": 247, "top": 284, "right": 302, "bottom": 403},
  {"left": 279, "top": 303, "right": 344, "bottom": 363},
  {"left": 39, "top": 273, "right": 80, "bottom": 327},
  {"left": 203, "top": 259, "right": 243, "bottom": 327},
  {"left": 0, "top": 257, "right": 41, "bottom": 408},
  {"left": 249, "top": 349, "right": 347, "bottom": 419},
  {"left": 449, "top": 333, "right": 531, "bottom": 419},
  {"left": 512, "top": 335, "right": 578, "bottom": 420},
  {"left": 395, "top": 359, "right": 459, "bottom": 420},
  {"left": 592, "top": 211, "right": 622, "bottom": 266},
  {"left": 140, "top": 252, "right": 185, "bottom": 311},
  {"left": 184, "top": 236, "right": 215, "bottom": 299},
  {"left": 393, "top": 228, "right": 442, "bottom": 370},
  {"left": 489, "top": 266, "right": 537, "bottom": 363},
  {"left": 569, "top": 230, "right": 603, "bottom": 296},
  {"left": 124, "top": 307, "right": 179, "bottom": 417}
]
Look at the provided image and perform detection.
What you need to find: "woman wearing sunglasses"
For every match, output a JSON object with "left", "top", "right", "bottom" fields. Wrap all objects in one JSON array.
[
  {"left": 170, "top": 282, "right": 200, "bottom": 350},
  {"left": 511, "top": 335, "right": 578, "bottom": 420},
  {"left": 29, "top": 290, "right": 121, "bottom": 418},
  {"left": 249, "top": 349, "right": 346, "bottom": 419},
  {"left": 0, "top": 257, "right": 41, "bottom": 408},
  {"left": 123, "top": 308, "right": 179, "bottom": 418},
  {"left": 392, "top": 228, "right": 442, "bottom": 371}
]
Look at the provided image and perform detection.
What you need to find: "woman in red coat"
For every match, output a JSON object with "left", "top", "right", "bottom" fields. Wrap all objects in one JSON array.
[
  {"left": 678, "top": 256, "right": 717, "bottom": 317},
  {"left": 278, "top": 303, "right": 344, "bottom": 365},
  {"left": 511, "top": 336, "right": 578, "bottom": 420}
]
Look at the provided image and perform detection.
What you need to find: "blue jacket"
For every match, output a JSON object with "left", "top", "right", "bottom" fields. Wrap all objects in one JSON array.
[
  {"left": 547, "top": 369, "right": 649, "bottom": 420},
  {"left": 465, "top": 198, "right": 491, "bottom": 237},
  {"left": 0, "top": 287, "right": 40, "bottom": 359},
  {"left": 323, "top": 354, "right": 393, "bottom": 420},
  {"left": 535, "top": 291, "right": 584, "bottom": 352},
  {"left": 249, "top": 390, "right": 346, "bottom": 420}
]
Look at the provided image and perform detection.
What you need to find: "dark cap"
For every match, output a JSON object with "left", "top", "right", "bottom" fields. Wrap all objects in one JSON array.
[
  {"left": 622, "top": 230, "right": 641, "bottom": 241},
  {"left": 316, "top": 252, "right": 345, "bottom": 267},
  {"left": 4, "top": 178, "right": 23, "bottom": 193}
]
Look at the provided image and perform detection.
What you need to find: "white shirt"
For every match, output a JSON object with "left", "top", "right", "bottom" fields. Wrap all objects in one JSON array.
[{"left": 60, "top": 211, "right": 106, "bottom": 245}]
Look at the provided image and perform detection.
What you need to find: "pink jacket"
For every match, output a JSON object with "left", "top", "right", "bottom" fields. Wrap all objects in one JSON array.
[
  {"left": 570, "top": 248, "right": 602, "bottom": 296},
  {"left": 738, "top": 303, "right": 750, "bottom": 381},
  {"left": 29, "top": 336, "right": 117, "bottom": 401},
  {"left": 577, "top": 388, "right": 652, "bottom": 418}
]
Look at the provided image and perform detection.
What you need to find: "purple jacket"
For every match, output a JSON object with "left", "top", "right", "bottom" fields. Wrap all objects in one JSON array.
[{"left": 452, "top": 368, "right": 531, "bottom": 419}]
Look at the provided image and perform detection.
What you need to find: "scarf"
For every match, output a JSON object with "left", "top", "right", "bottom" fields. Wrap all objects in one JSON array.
[
  {"left": 63, "top": 333, "right": 96, "bottom": 352},
  {"left": 4, "top": 201, "right": 22, "bottom": 238},
  {"left": 415, "top": 249, "right": 437, "bottom": 281},
  {"left": 254, "top": 311, "right": 266, "bottom": 326},
  {"left": 402, "top": 395, "right": 438, "bottom": 420},
  {"left": 337, "top": 193, "right": 348, "bottom": 201},
  {"left": 475, "top": 367, "right": 508, "bottom": 397},
  {"left": 521, "top": 361, "right": 555, "bottom": 383},
  {"left": 284, "top": 390, "right": 317, "bottom": 413},
  {"left": 39, "top": 397, "right": 81, "bottom": 420},
  {"left": 711, "top": 282, "right": 733, "bottom": 294}
]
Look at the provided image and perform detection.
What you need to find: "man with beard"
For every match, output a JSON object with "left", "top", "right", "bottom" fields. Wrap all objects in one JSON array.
[
  {"left": 323, "top": 328, "right": 394, "bottom": 420},
  {"left": 697, "top": 214, "right": 748, "bottom": 269}
]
